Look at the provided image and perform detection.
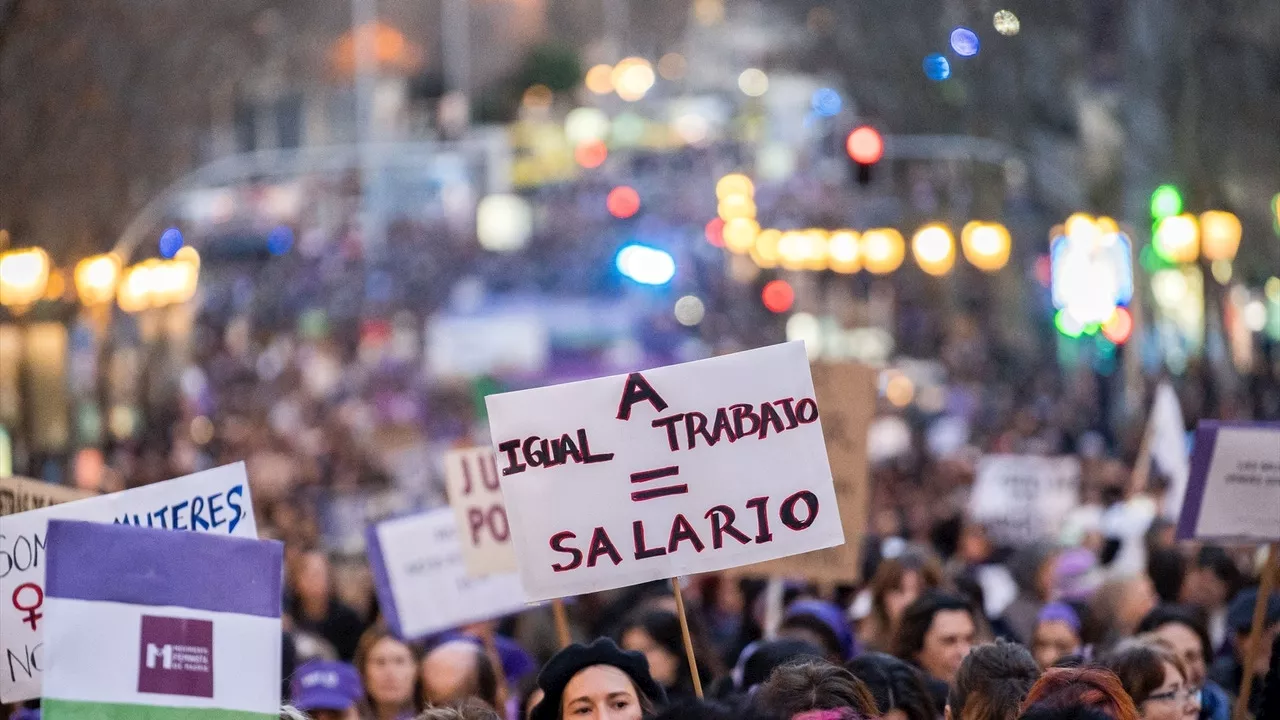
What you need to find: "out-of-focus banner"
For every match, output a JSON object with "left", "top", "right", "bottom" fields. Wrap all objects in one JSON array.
[
  {"left": 970, "top": 455, "right": 1081, "bottom": 545},
  {"left": 0, "top": 476, "right": 91, "bottom": 517},
  {"left": 1176, "top": 422, "right": 1280, "bottom": 543}
]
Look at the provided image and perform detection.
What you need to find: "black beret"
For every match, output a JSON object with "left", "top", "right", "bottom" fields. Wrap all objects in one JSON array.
[{"left": 531, "top": 638, "right": 667, "bottom": 720}]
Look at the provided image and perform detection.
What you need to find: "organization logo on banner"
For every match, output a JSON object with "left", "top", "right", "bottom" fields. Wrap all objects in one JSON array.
[{"left": 137, "top": 615, "right": 214, "bottom": 698}]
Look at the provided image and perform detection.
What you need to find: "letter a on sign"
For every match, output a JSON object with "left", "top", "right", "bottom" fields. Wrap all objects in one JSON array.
[{"left": 616, "top": 373, "right": 669, "bottom": 420}]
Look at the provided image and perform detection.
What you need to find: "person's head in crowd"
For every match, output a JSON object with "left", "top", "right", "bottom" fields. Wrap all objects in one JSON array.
[
  {"left": 417, "top": 697, "right": 503, "bottom": 720},
  {"left": 1052, "top": 549, "right": 1101, "bottom": 604},
  {"left": 1222, "top": 588, "right": 1280, "bottom": 680},
  {"left": 891, "top": 590, "right": 976, "bottom": 686},
  {"left": 1145, "top": 548, "right": 1185, "bottom": 606},
  {"left": 1011, "top": 542, "right": 1060, "bottom": 604},
  {"left": 649, "top": 699, "right": 737, "bottom": 720},
  {"left": 779, "top": 600, "right": 857, "bottom": 663},
  {"left": 736, "top": 638, "right": 825, "bottom": 693},
  {"left": 291, "top": 660, "right": 363, "bottom": 720},
  {"left": 1017, "top": 707, "right": 1118, "bottom": 720},
  {"left": 531, "top": 638, "right": 666, "bottom": 720},
  {"left": 1179, "top": 547, "right": 1241, "bottom": 611},
  {"left": 420, "top": 639, "right": 500, "bottom": 710},
  {"left": 519, "top": 674, "right": 547, "bottom": 720},
  {"left": 862, "top": 553, "right": 944, "bottom": 652},
  {"left": 1021, "top": 667, "right": 1139, "bottom": 720},
  {"left": 1135, "top": 606, "right": 1213, "bottom": 691},
  {"left": 845, "top": 652, "right": 939, "bottom": 720},
  {"left": 1091, "top": 577, "right": 1158, "bottom": 643},
  {"left": 944, "top": 640, "right": 1041, "bottom": 720},
  {"left": 619, "top": 609, "right": 717, "bottom": 701},
  {"left": 1031, "top": 604, "right": 1084, "bottom": 671},
  {"left": 1097, "top": 641, "right": 1198, "bottom": 720},
  {"left": 293, "top": 549, "right": 334, "bottom": 613},
  {"left": 751, "top": 659, "right": 877, "bottom": 720},
  {"left": 354, "top": 627, "right": 419, "bottom": 720}
]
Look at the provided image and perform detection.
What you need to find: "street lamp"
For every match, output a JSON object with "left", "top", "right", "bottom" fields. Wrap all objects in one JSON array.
[
  {"left": 862, "top": 229, "right": 905, "bottom": 274},
  {"left": 960, "top": 221, "right": 1011, "bottom": 272},
  {"left": 911, "top": 223, "right": 956, "bottom": 276},
  {"left": 1199, "top": 211, "right": 1241, "bottom": 262},
  {"left": 1153, "top": 214, "right": 1199, "bottom": 264},
  {"left": 74, "top": 254, "right": 122, "bottom": 306},
  {"left": 0, "top": 246, "right": 51, "bottom": 308}
]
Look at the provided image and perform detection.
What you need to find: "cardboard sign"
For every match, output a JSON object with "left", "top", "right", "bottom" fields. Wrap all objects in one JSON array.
[
  {"left": 367, "top": 508, "right": 530, "bottom": 640},
  {"left": 969, "top": 455, "right": 1081, "bottom": 545},
  {"left": 1176, "top": 422, "right": 1280, "bottom": 542},
  {"left": 445, "top": 447, "right": 518, "bottom": 576},
  {"left": 41, "top": 520, "right": 282, "bottom": 719},
  {"left": 0, "top": 463, "right": 257, "bottom": 702},
  {"left": 0, "top": 477, "right": 91, "bottom": 517},
  {"left": 733, "top": 361, "right": 875, "bottom": 582},
  {"left": 485, "top": 341, "right": 843, "bottom": 602}
]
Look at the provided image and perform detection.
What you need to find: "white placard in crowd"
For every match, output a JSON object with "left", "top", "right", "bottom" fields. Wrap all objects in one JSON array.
[
  {"left": 367, "top": 508, "right": 530, "bottom": 640},
  {"left": 485, "top": 341, "right": 843, "bottom": 602},
  {"left": 0, "top": 463, "right": 258, "bottom": 703},
  {"left": 445, "top": 447, "right": 518, "bottom": 576},
  {"left": 969, "top": 455, "right": 1081, "bottom": 545},
  {"left": 1176, "top": 422, "right": 1280, "bottom": 542}
]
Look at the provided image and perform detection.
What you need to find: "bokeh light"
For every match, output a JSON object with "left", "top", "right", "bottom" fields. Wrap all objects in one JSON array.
[
  {"left": 750, "top": 229, "right": 782, "bottom": 268},
  {"left": 0, "top": 246, "right": 51, "bottom": 307},
  {"left": 613, "top": 57, "right": 656, "bottom": 102},
  {"left": 585, "top": 64, "right": 614, "bottom": 94},
  {"left": 704, "top": 217, "right": 726, "bottom": 247},
  {"left": 912, "top": 223, "right": 956, "bottom": 276},
  {"left": 267, "top": 226, "right": 294, "bottom": 256},
  {"left": 159, "top": 227, "right": 184, "bottom": 258},
  {"left": 960, "top": 221, "right": 1012, "bottom": 272},
  {"left": 718, "top": 193, "right": 756, "bottom": 221},
  {"left": 950, "top": 27, "right": 980, "bottom": 57},
  {"left": 862, "top": 228, "right": 906, "bottom": 274},
  {"left": 672, "top": 113, "right": 710, "bottom": 145},
  {"left": 522, "top": 84, "right": 553, "bottom": 110},
  {"left": 785, "top": 312, "right": 822, "bottom": 357},
  {"left": 1200, "top": 210, "right": 1242, "bottom": 261},
  {"left": 923, "top": 54, "right": 951, "bottom": 81},
  {"left": 738, "top": 68, "right": 769, "bottom": 97},
  {"left": 1150, "top": 184, "right": 1183, "bottom": 219},
  {"left": 658, "top": 53, "right": 688, "bottom": 80},
  {"left": 827, "top": 230, "right": 861, "bottom": 274},
  {"left": 617, "top": 244, "right": 675, "bottom": 285},
  {"left": 606, "top": 186, "right": 641, "bottom": 218},
  {"left": 722, "top": 218, "right": 760, "bottom": 253},
  {"left": 564, "top": 107, "right": 611, "bottom": 144},
  {"left": 845, "top": 126, "right": 884, "bottom": 164},
  {"left": 885, "top": 373, "right": 915, "bottom": 407},
  {"left": 74, "top": 253, "right": 122, "bottom": 306},
  {"left": 1153, "top": 214, "right": 1199, "bottom": 263},
  {"left": 716, "top": 173, "right": 755, "bottom": 200},
  {"left": 476, "top": 194, "right": 533, "bottom": 252},
  {"left": 1102, "top": 307, "right": 1133, "bottom": 344},
  {"left": 574, "top": 139, "right": 608, "bottom": 169},
  {"left": 694, "top": 0, "right": 724, "bottom": 25},
  {"left": 810, "top": 88, "right": 842, "bottom": 117},
  {"left": 993, "top": 10, "right": 1020, "bottom": 36},
  {"left": 761, "top": 279, "right": 794, "bottom": 313},
  {"left": 674, "top": 295, "right": 705, "bottom": 326}
]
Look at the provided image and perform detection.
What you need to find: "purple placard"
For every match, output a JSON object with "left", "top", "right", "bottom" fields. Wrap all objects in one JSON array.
[
  {"left": 137, "top": 615, "right": 215, "bottom": 698},
  {"left": 364, "top": 523, "right": 405, "bottom": 639},
  {"left": 1175, "top": 423, "right": 1220, "bottom": 541}
]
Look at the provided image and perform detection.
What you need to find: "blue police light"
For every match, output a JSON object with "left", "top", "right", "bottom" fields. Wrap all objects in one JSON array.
[
  {"left": 159, "top": 227, "right": 184, "bottom": 258},
  {"left": 810, "top": 88, "right": 843, "bottom": 117},
  {"left": 267, "top": 226, "right": 294, "bottom": 256},
  {"left": 616, "top": 244, "right": 675, "bottom": 285}
]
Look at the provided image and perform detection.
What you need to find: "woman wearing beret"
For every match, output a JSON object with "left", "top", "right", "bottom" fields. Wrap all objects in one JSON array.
[{"left": 531, "top": 638, "right": 668, "bottom": 720}]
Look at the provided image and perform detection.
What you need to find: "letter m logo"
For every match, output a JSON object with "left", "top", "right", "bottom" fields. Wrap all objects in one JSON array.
[{"left": 146, "top": 643, "right": 174, "bottom": 670}]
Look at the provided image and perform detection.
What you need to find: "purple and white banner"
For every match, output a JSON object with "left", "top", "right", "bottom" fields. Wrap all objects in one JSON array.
[{"left": 1175, "top": 421, "right": 1280, "bottom": 543}]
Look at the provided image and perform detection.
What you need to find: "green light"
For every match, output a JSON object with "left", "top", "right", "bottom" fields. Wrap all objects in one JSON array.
[
  {"left": 1054, "top": 309, "right": 1085, "bottom": 338},
  {"left": 1151, "top": 184, "right": 1183, "bottom": 219}
]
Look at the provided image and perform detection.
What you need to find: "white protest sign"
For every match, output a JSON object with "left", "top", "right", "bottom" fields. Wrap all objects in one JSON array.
[
  {"left": 367, "top": 508, "right": 530, "bottom": 640},
  {"left": 444, "top": 447, "right": 518, "bottom": 576},
  {"left": 0, "top": 463, "right": 257, "bottom": 702},
  {"left": 484, "top": 341, "right": 843, "bottom": 602},
  {"left": 1176, "top": 422, "right": 1280, "bottom": 543},
  {"left": 969, "top": 455, "right": 1081, "bottom": 545}
]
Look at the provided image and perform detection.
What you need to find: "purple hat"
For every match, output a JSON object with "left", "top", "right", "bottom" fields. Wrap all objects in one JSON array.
[
  {"left": 291, "top": 660, "right": 363, "bottom": 712},
  {"left": 1037, "top": 602, "right": 1082, "bottom": 635},
  {"left": 12, "top": 710, "right": 40, "bottom": 720}
]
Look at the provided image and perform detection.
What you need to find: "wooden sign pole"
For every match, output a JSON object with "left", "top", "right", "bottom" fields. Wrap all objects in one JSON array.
[
  {"left": 552, "top": 598, "right": 573, "bottom": 649},
  {"left": 1233, "top": 542, "right": 1279, "bottom": 720},
  {"left": 670, "top": 577, "right": 704, "bottom": 699},
  {"left": 481, "top": 627, "right": 510, "bottom": 709}
]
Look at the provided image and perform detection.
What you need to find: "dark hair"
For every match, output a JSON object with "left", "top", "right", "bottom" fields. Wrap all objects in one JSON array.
[
  {"left": 752, "top": 660, "right": 878, "bottom": 719},
  {"left": 651, "top": 698, "right": 737, "bottom": 720},
  {"left": 1145, "top": 548, "right": 1185, "bottom": 604},
  {"left": 1194, "top": 546, "right": 1243, "bottom": 597},
  {"left": 421, "top": 640, "right": 500, "bottom": 710},
  {"left": 1096, "top": 641, "right": 1184, "bottom": 707},
  {"left": 1022, "top": 667, "right": 1139, "bottom": 720},
  {"left": 416, "top": 698, "right": 503, "bottom": 720},
  {"left": 617, "top": 608, "right": 721, "bottom": 697},
  {"left": 1018, "top": 706, "right": 1116, "bottom": 720},
  {"left": 740, "top": 639, "right": 825, "bottom": 691},
  {"left": 1135, "top": 605, "right": 1213, "bottom": 666},
  {"left": 845, "top": 653, "right": 935, "bottom": 720},
  {"left": 354, "top": 627, "right": 423, "bottom": 714},
  {"left": 947, "top": 640, "right": 1042, "bottom": 720},
  {"left": 866, "top": 553, "right": 944, "bottom": 649},
  {"left": 890, "top": 590, "right": 974, "bottom": 664}
]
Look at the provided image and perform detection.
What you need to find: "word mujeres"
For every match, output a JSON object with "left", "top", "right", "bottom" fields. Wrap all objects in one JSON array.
[{"left": 113, "top": 485, "right": 247, "bottom": 533}]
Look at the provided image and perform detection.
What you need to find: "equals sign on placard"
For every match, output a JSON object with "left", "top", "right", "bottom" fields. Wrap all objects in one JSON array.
[{"left": 629, "top": 466, "right": 686, "bottom": 502}]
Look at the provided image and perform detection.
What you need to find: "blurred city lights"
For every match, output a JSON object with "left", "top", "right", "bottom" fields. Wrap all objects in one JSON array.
[
  {"left": 722, "top": 218, "right": 761, "bottom": 253},
  {"left": 715, "top": 173, "right": 755, "bottom": 200},
  {"left": 761, "top": 279, "right": 795, "bottom": 313},
  {"left": 611, "top": 113, "right": 646, "bottom": 145},
  {"left": 704, "top": 217, "right": 726, "bottom": 247},
  {"left": 564, "top": 107, "right": 611, "bottom": 143},
  {"left": 1151, "top": 269, "right": 1189, "bottom": 307},
  {"left": 694, "top": 0, "right": 725, "bottom": 25},
  {"left": 993, "top": 10, "right": 1020, "bottom": 36},
  {"left": 476, "top": 194, "right": 533, "bottom": 252},
  {"left": 862, "top": 228, "right": 906, "bottom": 274},
  {"left": 785, "top": 312, "right": 822, "bottom": 357},
  {"left": 845, "top": 126, "right": 884, "bottom": 165},
  {"left": 574, "top": 139, "right": 608, "bottom": 169},
  {"left": 923, "top": 54, "right": 951, "bottom": 81},
  {"left": 911, "top": 224, "right": 956, "bottom": 276},
  {"left": 585, "top": 64, "right": 614, "bottom": 94},
  {"left": 1267, "top": 276, "right": 1280, "bottom": 301},
  {"left": 1199, "top": 210, "right": 1242, "bottom": 261},
  {"left": 1101, "top": 307, "right": 1134, "bottom": 344},
  {"left": 1153, "top": 214, "right": 1199, "bottom": 263},
  {"left": 613, "top": 58, "right": 656, "bottom": 102},
  {"left": 606, "top": 186, "right": 641, "bottom": 219},
  {"left": 1054, "top": 309, "right": 1086, "bottom": 338},
  {"left": 616, "top": 244, "right": 675, "bottom": 285},
  {"left": 827, "top": 230, "right": 861, "bottom": 274},
  {"left": 718, "top": 194, "right": 756, "bottom": 221},
  {"left": 74, "top": 254, "right": 121, "bottom": 306},
  {"left": 960, "top": 221, "right": 1011, "bottom": 272},
  {"left": 810, "top": 88, "right": 843, "bottom": 117},
  {"left": 1150, "top": 184, "right": 1183, "bottom": 219},
  {"left": 950, "top": 27, "right": 980, "bottom": 57},
  {"left": 658, "top": 53, "right": 688, "bottom": 80},
  {"left": 1243, "top": 300, "right": 1267, "bottom": 332},
  {"left": 885, "top": 373, "right": 915, "bottom": 407},
  {"left": 522, "top": 84, "right": 553, "bottom": 110},
  {"left": 738, "top": 68, "right": 769, "bottom": 97},
  {"left": 1211, "top": 258, "right": 1233, "bottom": 284},
  {"left": 159, "top": 227, "right": 184, "bottom": 258},
  {"left": 174, "top": 245, "right": 200, "bottom": 268},
  {"left": 674, "top": 295, "right": 705, "bottom": 326},
  {"left": 750, "top": 229, "right": 782, "bottom": 268},
  {"left": 267, "top": 226, "right": 294, "bottom": 256},
  {"left": 1050, "top": 216, "right": 1134, "bottom": 325},
  {"left": 0, "top": 246, "right": 51, "bottom": 307},
  {"left": 672, "top": 113, "right": 710, "bottom": 144}
]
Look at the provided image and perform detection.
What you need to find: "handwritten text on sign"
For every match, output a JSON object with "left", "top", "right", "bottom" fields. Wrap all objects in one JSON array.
[
  {"left": 445, "top": 447, "right": 518, "bottom": 576},
  {"left": 1176, "top": 422, "right": 1280, "bottom": 542},
  {"left": 0, "top": 463, "right": 257, "bottom": 703},
  {"left": 485, "top": 342, "right": 843, "bottom": 601}
]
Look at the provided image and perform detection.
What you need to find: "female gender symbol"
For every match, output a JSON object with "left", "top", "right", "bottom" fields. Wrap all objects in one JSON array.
[{"left": 12, "top": 582, "right": 44, "bottom": 630}]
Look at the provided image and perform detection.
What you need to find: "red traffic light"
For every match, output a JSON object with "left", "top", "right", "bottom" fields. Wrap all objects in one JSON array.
[{"left": 846, "top": 126, "right": 884, "bottom": 165}]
